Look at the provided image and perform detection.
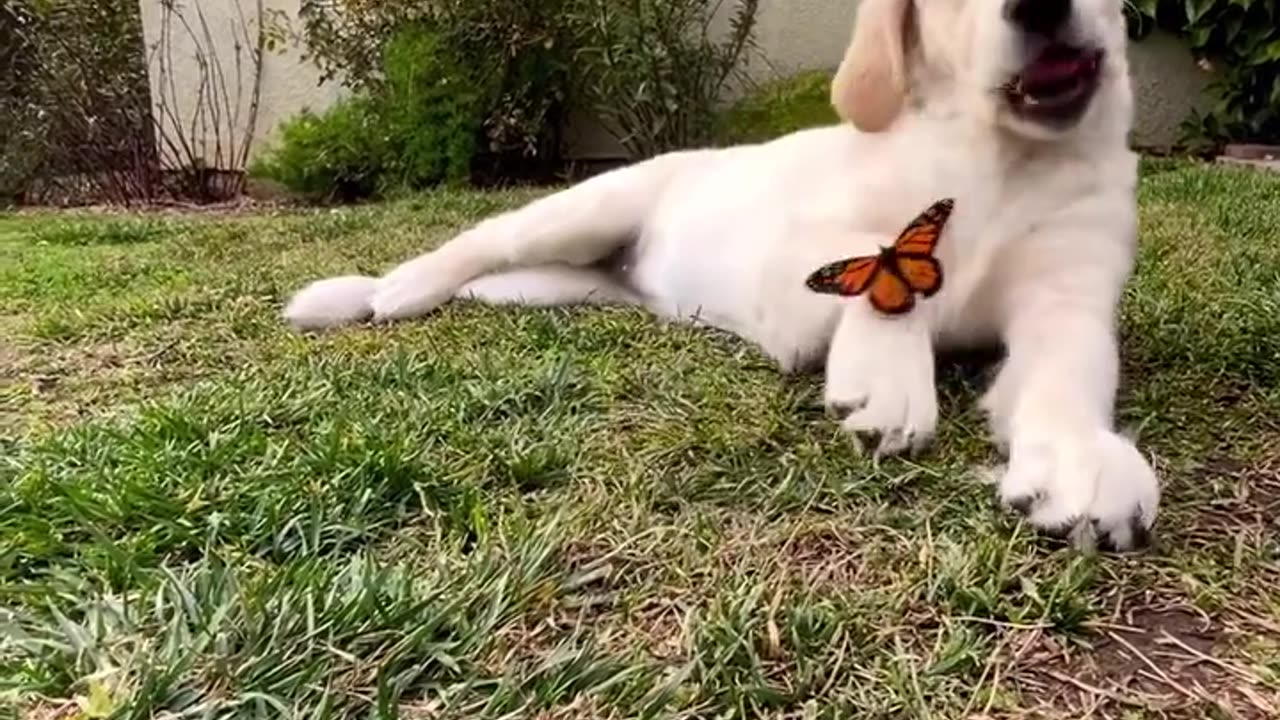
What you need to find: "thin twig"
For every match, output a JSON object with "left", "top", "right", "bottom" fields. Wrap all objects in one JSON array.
[
  {"left": 1157, "top": 631, "right": 1267, "bottom": 686},
  {"left": 1107, "top": 631, "right": 1209, "bottom": 704},
  {"left": 955, "top": 616, "right": 1056, "bottom": 631},
  {"left": 1041, "top": 669, "right": 1153, "bottom": 709}
]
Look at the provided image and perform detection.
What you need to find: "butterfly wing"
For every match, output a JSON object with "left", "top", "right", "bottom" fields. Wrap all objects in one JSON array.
[
  {"left": 808, "top": 197, "right": 952, "bottom": 312},
  {"left": 867, "top": 267, "right": 915, "bottom": 315},
  {"left": 806, "top": 255, "right": 880, "bottom": 297},
  {"left": 894, "top": 254, "right": 943, "bottom": 297},
  {"left": 892, "top": 198, "right": 955, "bottom": 256}
]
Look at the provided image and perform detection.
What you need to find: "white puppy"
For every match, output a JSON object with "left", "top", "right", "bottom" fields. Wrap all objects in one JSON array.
[{"left": 285, "top": 0, "right": 1160, "bottom": 549}]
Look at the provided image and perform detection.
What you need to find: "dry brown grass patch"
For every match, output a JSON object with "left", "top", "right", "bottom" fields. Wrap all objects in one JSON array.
[{"left": 1012, "top": 601, "right": 1279, "bottom": 719}]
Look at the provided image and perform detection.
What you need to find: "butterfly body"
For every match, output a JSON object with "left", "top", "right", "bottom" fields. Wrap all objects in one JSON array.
[{"left": 805, "top": 198, "right": 953, "bottom": 315}]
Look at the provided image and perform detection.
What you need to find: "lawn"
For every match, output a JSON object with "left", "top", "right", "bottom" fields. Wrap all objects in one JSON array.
[{"left": 1, "top": 160, "right": 1278, "bottom": 719}]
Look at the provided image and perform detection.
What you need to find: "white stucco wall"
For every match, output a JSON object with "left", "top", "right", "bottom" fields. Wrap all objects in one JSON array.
[
  {"left": 1127, "top": 31, "right": 1213, "bottom": 149},
  {"left": 140, "top": 0, "right": 1210, "bottom": 168},
  {"left": 138, "top": 0, "right": 343, "bottom": 169},
  {"left": 724, "top": 1, "right": 1212, "bottom": 151}
]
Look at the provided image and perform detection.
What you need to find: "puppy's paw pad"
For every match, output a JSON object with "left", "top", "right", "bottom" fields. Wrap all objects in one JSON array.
[
  {"left": 826, "top": 397, "right": 868, "bottom": 420},
  {"left": 841, "top": 411, "right": 933, "bottom": 458},
  {"left": 997, "top": 445, "right": 1090, "bottom": 528},
  {"left": 1002, "top": 490, "right": 1041, "bottom": 517},
  {"left": 824, "top": 310, "right": 937, "bottom": 458},
  {"left": 846, "top": 424, "right": 928, "bottom": 458},
  {"left": 1094, "top": 514, "right": 1153, "bottom": 553},
  {"left": 283, "top": 275, "right": 377, "bottom": 331},
  {"left": 1085, "top": 432, "right": 1160, "bottom": 551},
  {"left": 996, "top": 431, "right": 1160, "bottom": 552},
  {"left": 826, "top": 373, "right": 935, "bottom": 458}
]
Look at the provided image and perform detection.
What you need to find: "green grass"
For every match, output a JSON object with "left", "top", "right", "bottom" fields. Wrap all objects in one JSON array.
[{"left": 2, "top": 162, "right": 1279, "bottom": 719}]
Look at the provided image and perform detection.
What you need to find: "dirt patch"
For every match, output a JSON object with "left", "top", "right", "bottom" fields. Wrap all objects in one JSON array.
[
  {"left": 1195, "top": 451, "right": 1280, "bottom": 542},
  {"left": 555, "top": 517, "right": 887, "bottom": 664},
  {"left": 763, "top": 521, "right": 890, "bottom": 590},
  {"left": 558, "top": 539, "right": 690, "bottom": 662},
  {"left": 1014, "top": 604, "right": 1279, "bottom": 719},
  {"left": 10, "top": 338, "right": 169, "bottom": 400},
  {"left": 702, "top": 514, "right": 909, "bottom": 593},
  {"left": 20, "top": 702, "right": 78, "bottom": 720},
  {"left": 12, "top": 188, "right": 304, "bottom": 219},
  {"left": 2, "top": 337, "right": 222, "bottom": 433},
  {"left": 605, "top": 595, "right": 690, "bottom": 661}
]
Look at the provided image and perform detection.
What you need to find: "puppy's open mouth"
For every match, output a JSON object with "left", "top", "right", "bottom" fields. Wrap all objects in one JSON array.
[{"left": 1004, "top": 44, "right": 1103, "bottom": 125}]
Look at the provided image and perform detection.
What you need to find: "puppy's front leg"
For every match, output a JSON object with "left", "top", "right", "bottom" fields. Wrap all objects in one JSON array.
[
  {"left": 984, "top": 293, "right": 1160, "bottom": 551},
  {"left": 825, "top": 301, "right": 938, "bottom": 456}
]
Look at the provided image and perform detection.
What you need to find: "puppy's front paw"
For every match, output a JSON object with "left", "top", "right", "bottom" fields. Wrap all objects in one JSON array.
[
  {"left": 825, "top": 320, "right": 937, "bottom": 457},
  {"left": 371, "top": 250, "right": 466, "bottom": 321},
  {"left": 999, "top": 429, "right": 1160, "bottom": 550}
]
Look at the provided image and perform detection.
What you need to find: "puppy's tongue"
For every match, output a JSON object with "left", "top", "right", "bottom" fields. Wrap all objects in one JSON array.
[{"left": 1022, "top": 47, "right": 1090, "bottom": 89}]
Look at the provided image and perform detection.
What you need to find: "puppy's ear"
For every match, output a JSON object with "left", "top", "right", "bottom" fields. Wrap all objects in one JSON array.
[{"left": 832, "top": 0, "right": 913, "bottom": 133}]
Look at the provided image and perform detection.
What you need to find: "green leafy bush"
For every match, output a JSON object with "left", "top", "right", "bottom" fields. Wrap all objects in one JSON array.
[
  {"left": 1130, "top": 0, "right": 1280, "bottom": 148},
  {"left": 252, "top": 99, "right": 386, "bottom": 201},
  {"left": 1, "top": 0, "right": 157, "bottom": 204},
  {"left": 570, "top": 0, "right": 760, "bottom": 158},
  {"left": 715, "top": 71, "right": 837, "bottom": 145},
  {"left": 377, "top": 28, "right": 484, "bottom": 188},
  {"left": 299, "top": 0, "right": 571, "bottom": 173},
  {"left": 286, "top": 0, "right": 761, "bottom": 198},
  {"left": 254, "top": 27, "right": 484, "bottom": 200}
]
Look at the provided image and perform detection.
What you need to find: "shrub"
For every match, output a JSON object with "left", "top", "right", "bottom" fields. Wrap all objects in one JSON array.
[
  {"left": 570, "top": 0, "right": 761, "bottom": 158},
  {"left": 715, "top": 71, "right": 837, "bottom": 145},
  {"left": 1129, "top": 0, "right": 1280, "bottom": 149},
  {"left": 298, "top": 0, "right": 571, "bottom": 174},
  {"left": 3, "top": 0, "right": 282, "bottom": 205},
  {"left": 289, "top": 0, "right": 763, "bottom": 198},
  {"left": 251, "top": 99, "right": 386, "bottom": 201},
  {"left": 149, "top": 1, "right": 286, "bottom": 201},
  {"left": 0, "top": 0, "right": 158, "bottom": 204},
  {"left": 253, "top": 26, "right": 484, "bottom": 201},
  {"left": 378, "top": 27, "right": 484, "bottom": 188}
]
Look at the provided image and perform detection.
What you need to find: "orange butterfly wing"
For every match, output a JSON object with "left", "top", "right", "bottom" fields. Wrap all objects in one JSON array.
[
  {"left": 892, "top": 198, "right": 954, "bottom": 256},
  {"left": 804, "top": 197, "right": 953, "bottom": 314},
  {"left": 894, "top": 255, "right": 943, "bottom": 296},
  {"left": 805, "top": 255, "right": 880, "bottom": 297},
  {"left": 866, "top": 267, "right": 915, "bottom": 315}
]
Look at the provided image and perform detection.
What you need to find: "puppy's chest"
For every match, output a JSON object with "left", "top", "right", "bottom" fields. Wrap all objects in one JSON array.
[
  {"left": 902, "top": 151, "right": 1093, "bottom": 246},
  {"left": 911, "top": 189, "right": 1054, "bottom": 313},
  {"left": 940, "top": 204, "right": 1020, "bottom": 262},
  {"left": 938, "top": 170, "right": 1092, "bottom": 264}
]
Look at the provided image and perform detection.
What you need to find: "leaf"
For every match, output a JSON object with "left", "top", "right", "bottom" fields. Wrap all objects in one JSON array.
[
  {"left": 1184, "top": 0, "right": 1213, "bottom": 23},
  {"left": 75, "top": 679, "right": 116, "bottom": 719},
  {"left": 1225, "top": 16, "right": 1244, "bottom": 45},
  {"left": 1259, "top": 39, "right": 1280, "bottom": 64},
  {"left": 1190, "top": 26, "right": 1214, "bottom": 49}
]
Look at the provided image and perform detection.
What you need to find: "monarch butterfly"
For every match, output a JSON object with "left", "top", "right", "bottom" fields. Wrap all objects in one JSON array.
[{"left": 805, "top": 198, "right": 954, "bottom": 315}]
